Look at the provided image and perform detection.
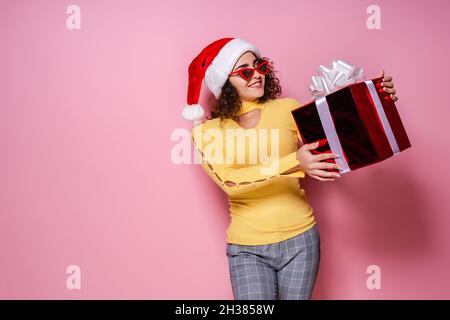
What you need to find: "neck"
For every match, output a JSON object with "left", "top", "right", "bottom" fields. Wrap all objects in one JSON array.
[{"left": 237, "top": 99, "right": 264, "bottom": 116}]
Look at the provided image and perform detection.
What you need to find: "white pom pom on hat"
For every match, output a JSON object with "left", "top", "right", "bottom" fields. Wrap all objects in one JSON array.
[
  {"left": 181, "top": 103, "right": 205, "bottom": 121},
  {"left": 182, "top": 37, "right": 261, "bottom": 121}
]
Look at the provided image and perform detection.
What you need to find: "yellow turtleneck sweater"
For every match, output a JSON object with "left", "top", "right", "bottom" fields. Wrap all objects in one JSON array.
[{"left": 191, "top": 97, "right": 316, "bottom": 245}]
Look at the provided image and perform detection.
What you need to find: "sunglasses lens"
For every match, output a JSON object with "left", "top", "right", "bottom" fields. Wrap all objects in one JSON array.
[
  {"left": 257, "top": 61, "right": 269, "bottom": 73},
  {"left": 241, "top": 69, "right": 253, "bottom": 80}
]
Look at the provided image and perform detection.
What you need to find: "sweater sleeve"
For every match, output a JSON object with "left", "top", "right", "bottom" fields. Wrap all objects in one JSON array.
[
  {"left": 192, "top": 122, "right": 305, "bottom": 197},
  {"left": 284, "top": 97, "right": 305, "bottom": 145}
]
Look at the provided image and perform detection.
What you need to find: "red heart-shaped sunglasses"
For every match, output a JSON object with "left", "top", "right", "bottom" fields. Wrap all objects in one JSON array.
[{"left": 228, "top": 59, "right": 270, "bottom": 82}]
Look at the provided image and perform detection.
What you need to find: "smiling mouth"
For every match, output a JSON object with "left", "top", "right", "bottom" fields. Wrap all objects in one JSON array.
[{"left": 248, "top": 80, "right": 262, "bottom": 88}]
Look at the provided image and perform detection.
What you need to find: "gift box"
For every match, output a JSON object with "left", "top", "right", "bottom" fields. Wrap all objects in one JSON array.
[{"left": 291, "top": 60, "right": 411, "bottom": 175}]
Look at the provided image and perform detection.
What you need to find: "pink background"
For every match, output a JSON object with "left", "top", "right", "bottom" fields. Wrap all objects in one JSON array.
[{"left": 1, "top": 0, "right": 449, "bottom": 299}]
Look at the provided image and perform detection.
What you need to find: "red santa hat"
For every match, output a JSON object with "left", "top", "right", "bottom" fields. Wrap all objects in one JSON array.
[{"left": 182, "top": 37, "right": 261, "bottom": 121}]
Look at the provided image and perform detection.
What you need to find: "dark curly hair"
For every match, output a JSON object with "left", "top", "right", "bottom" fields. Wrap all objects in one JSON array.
[{"left": 205, "top": 55, "right": 282, "bottom": 124}]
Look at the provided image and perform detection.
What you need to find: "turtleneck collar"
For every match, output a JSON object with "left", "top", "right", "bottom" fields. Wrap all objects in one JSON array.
[{"left": 236, "top": 99, "right": 264, "bottom": 116}]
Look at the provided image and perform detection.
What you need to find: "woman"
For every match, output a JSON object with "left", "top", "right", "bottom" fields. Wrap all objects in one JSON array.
[{"left": 183, "top": 37, "right": 397, "bottom": 300}]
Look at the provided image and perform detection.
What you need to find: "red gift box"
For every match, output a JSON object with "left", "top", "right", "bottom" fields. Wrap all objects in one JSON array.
[{"left": 291, "top": 76, "right": 411, "bottom": 174}]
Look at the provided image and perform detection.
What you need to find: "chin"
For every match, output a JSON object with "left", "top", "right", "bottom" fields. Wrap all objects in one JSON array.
[{"left": 244, "top": 89, "right": 264, "bottom": 100}]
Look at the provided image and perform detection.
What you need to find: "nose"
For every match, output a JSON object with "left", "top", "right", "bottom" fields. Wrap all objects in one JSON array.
[{"left": 252, "top": 73, "right": 263, "bottom": 81}]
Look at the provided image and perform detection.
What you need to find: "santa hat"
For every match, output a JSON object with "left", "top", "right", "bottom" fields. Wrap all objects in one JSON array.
[{"left": 182, "top": 37, "right": 261, "bottom": 121}]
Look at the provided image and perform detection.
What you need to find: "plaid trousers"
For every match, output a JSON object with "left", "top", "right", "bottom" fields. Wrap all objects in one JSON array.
[{"left": 226, "top": 224, "right": 320, "bottom": 300}]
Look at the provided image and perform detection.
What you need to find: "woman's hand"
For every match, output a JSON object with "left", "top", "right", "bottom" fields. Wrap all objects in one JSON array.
[
  {"left": 296, "top": 141, "right": 342, "bottom": 181},
  {"left": 379, "top": 70, "right": 398, "bottom": 102}
]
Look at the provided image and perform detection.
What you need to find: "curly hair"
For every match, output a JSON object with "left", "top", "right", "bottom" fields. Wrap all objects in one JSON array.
[{"left": 205, "top": 56, "right": 282, "bottom": 124}]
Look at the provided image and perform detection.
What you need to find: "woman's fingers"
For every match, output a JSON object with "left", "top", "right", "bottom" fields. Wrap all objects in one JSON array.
[
  {"left": 314, "top": 152, "right": 339, "bottom": 161},
  {"left": 310, "top": 168, "right": 341, "bottom": 178},
  {"left": 310, "top": 152, "right": 341, "bottom": 170},
  {"left": 303, "top": 141, "right": 320, "bottom": 151},
  {"left": 381, "top": 81, "right": 394, "bottom": 88},
  {"left": 383, "top": 87, "right": 396, "bottom": 94},
  {"left": 380, "top": 78, "right": 399, "bottom": 101},
  {"left": 309, "top": 174, "right": 335, "bottom": 182},
  {"left": 312, "top": 161, "right": 342, "bottom": 170},
  {"left": 383, "top": 86, "right": 398, "bottom": 101}
]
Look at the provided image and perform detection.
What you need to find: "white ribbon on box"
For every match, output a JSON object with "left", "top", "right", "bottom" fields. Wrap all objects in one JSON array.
[
  {"left": 310, "top": 59, "right": 365, "bottom": 99},
  {"left": 309, "top": 59, "right": 400, "bottom": 174}
]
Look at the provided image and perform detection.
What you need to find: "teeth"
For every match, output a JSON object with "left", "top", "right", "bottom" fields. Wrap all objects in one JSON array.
[{"left": 249, "top": 81, "right": 261, "bottom": 87}]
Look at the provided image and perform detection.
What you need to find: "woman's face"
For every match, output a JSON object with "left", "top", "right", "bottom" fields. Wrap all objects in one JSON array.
[{"left": 228, "top": 51, "right": 265, "bottom": 103}]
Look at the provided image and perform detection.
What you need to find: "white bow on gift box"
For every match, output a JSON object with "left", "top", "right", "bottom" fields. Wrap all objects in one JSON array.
[{"left": 310, "top": 59, "right": 365, "bottom": 99}]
